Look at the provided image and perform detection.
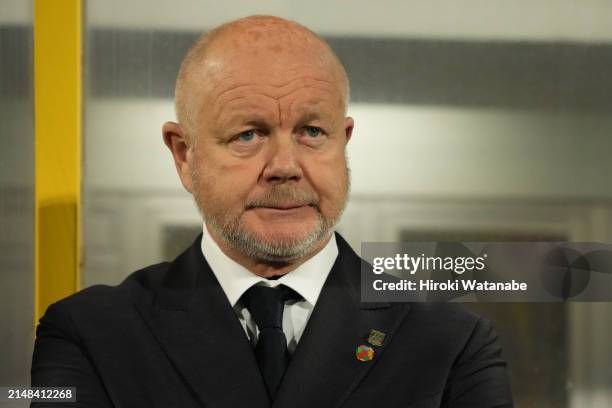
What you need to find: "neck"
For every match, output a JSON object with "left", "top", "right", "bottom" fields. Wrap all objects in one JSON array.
[{"left": 206, "top": 225, "right": 332, "bottom": 279}]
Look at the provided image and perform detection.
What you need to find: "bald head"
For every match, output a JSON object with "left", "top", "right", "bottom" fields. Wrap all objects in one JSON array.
[{"left": 174, "top": 15, "right": 350, "bottom": 138}]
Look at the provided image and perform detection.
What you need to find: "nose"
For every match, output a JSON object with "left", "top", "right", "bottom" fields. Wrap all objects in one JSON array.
[{"left": 261, "top": 134, "right": 303, "bottom": 185}]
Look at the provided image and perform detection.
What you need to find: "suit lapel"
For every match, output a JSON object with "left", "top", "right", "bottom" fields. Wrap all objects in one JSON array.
[
  {"left": 273, "top": 234, "right": 411, "bottom": 408},
  {"left": 134, "top": 236, "right": 270, "bottom": 408}
]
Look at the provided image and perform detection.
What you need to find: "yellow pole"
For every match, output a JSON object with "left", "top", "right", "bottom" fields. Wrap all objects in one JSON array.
[{"left": 34, "top": 0, "right": 82, "bottom": 324}]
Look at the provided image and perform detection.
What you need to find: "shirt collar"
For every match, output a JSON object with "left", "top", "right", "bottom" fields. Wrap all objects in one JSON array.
[{"left": 200, "top": 223, "right": 338, "bottom": 308}]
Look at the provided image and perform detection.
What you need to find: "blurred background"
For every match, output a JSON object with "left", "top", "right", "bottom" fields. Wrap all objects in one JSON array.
[{"left": 2, "top": 0, "right": 612, "bottom": 407}]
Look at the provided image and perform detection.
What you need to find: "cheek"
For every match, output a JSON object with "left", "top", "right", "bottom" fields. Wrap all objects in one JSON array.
[
  {"left": 194, "top": 151, "right": 262, "bottom": 207},
  {"left": 306, "top": 154, "right": 348, "bottom": 212}
]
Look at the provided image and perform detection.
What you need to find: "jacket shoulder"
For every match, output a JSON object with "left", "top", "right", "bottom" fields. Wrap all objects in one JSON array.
[{"left": 37, "top": 261, "right": 171, "bottom": 335}]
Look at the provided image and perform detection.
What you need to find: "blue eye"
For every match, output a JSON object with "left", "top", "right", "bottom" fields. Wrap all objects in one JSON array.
[
  {"left": 238, "top": 130, "right": 256, "bottom": 142},
  {"left": 304, "top": 126, "right": 322, "bottom": 137}
]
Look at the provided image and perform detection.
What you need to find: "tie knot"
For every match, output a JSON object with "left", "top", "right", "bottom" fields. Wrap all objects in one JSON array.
[{"left": 242, "top": 284, "right": 301, "bottom": 330}]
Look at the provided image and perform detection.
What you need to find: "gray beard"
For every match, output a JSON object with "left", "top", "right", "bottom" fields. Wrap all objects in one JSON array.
[{"left": 204, "top": 207, "right": 340, "bottom": 263}]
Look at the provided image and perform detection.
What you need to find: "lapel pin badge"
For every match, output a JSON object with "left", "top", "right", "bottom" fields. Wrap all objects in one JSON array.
[
  {"left": 356, "top": 344, "right": 375, "bottom": 362},
  {"left": 367, "top": 329, "right": 386, "bottom": 347}
]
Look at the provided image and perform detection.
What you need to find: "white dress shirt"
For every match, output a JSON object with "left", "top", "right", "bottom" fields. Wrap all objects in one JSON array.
[{"left": 200, "top": 224, "right": 338, "bottom": 353}]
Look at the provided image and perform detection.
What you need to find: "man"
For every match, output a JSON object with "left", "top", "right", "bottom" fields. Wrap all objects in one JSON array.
[{"left": 31, "top": 16, "right": 513, "bottom": 407}]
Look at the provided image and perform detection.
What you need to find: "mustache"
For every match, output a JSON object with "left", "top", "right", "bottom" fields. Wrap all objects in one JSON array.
[{"left": 245, "top": 186, "right": 320, "bottom": 210}]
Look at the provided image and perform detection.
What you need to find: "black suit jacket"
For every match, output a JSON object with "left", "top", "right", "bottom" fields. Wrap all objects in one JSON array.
[{"left": 31, "top": 233, "right": 513, "bottom": 407}]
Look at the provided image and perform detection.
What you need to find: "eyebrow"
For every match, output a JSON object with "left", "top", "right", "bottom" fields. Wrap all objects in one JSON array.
[
  {"left": 220, "top": 112, "right": 275, "bottom": 130},
  {"left": 291, "top": 110, "right": 338, "bottom": 128},
  {"left": 297, "top": 112, "right": 322, "bottom": 123}
]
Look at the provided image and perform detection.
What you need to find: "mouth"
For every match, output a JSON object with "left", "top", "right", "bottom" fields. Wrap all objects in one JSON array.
[
  {"left": 256, "top": 204, "right": 313, "bottom": 210},
  {"left": 248, "top": 203, "right": 316, "bottom": 210}
]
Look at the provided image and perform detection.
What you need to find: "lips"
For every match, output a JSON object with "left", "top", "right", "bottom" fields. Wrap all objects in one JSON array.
[
  {"left": 248, "top": 203, "right": 315, "bottom": 211},
  {"left": 266, "top": 204, "right": 306, "bottom": 210},
  {"left": 257, "top": 204, "right": 309, "bottom": 210}
]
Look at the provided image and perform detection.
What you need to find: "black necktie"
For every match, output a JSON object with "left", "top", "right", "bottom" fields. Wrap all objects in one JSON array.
[{"left": 241, "top": 284, "right": 301, "bottom": 398}]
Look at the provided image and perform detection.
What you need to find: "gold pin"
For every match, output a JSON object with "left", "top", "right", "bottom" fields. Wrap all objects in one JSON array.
[{"left": 367, "top": 329, "right": 386, "bottom": 347}]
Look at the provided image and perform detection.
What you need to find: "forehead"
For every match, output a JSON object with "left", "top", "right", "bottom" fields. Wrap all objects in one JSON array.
[
  {"left": 212, "top": 66, "right": 339, "bottom": 101},
  {"left": 201, "top": 59, "right": 345, "bottom": 125},
  {"left": 183, "top": 26, "right": 347, "bottom": 127},
  {"left": 214, "top": 85, "right": 341, "bottom": 131},
  {"left": 205, "top": 44, "right": 342, "bottom": 92}
]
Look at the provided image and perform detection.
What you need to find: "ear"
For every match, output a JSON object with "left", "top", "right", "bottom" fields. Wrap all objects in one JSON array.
[
  {"left": 344, "top": 116, "right": 354, "bottom": 143},
  {"left": 162, "top": 121, "right": 194, "bottom": 193}
]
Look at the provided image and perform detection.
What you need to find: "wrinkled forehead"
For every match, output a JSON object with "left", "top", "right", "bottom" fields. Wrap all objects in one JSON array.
[
  {"left": 203, "top": 66, "right": 345, "bottom": 131},
  {"left": 203, "top": 40, "right": 344, "bottom": 91},
  {"left": 178, "top": 23, "right": 349, "bottom": 130},
  {"left": 196, "top": 50, "right": 346, "bottom": 118},
  {"left": 207, "top": 62, "right": 341, "bottom": 97}
]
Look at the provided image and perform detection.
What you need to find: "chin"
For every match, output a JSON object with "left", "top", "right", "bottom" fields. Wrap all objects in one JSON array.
[
  {"left": 252, "top": 223, "right": 318, "bottom": 245},
  {"left": 243, "top": 211, "right": 319, "bottom": 240}
]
